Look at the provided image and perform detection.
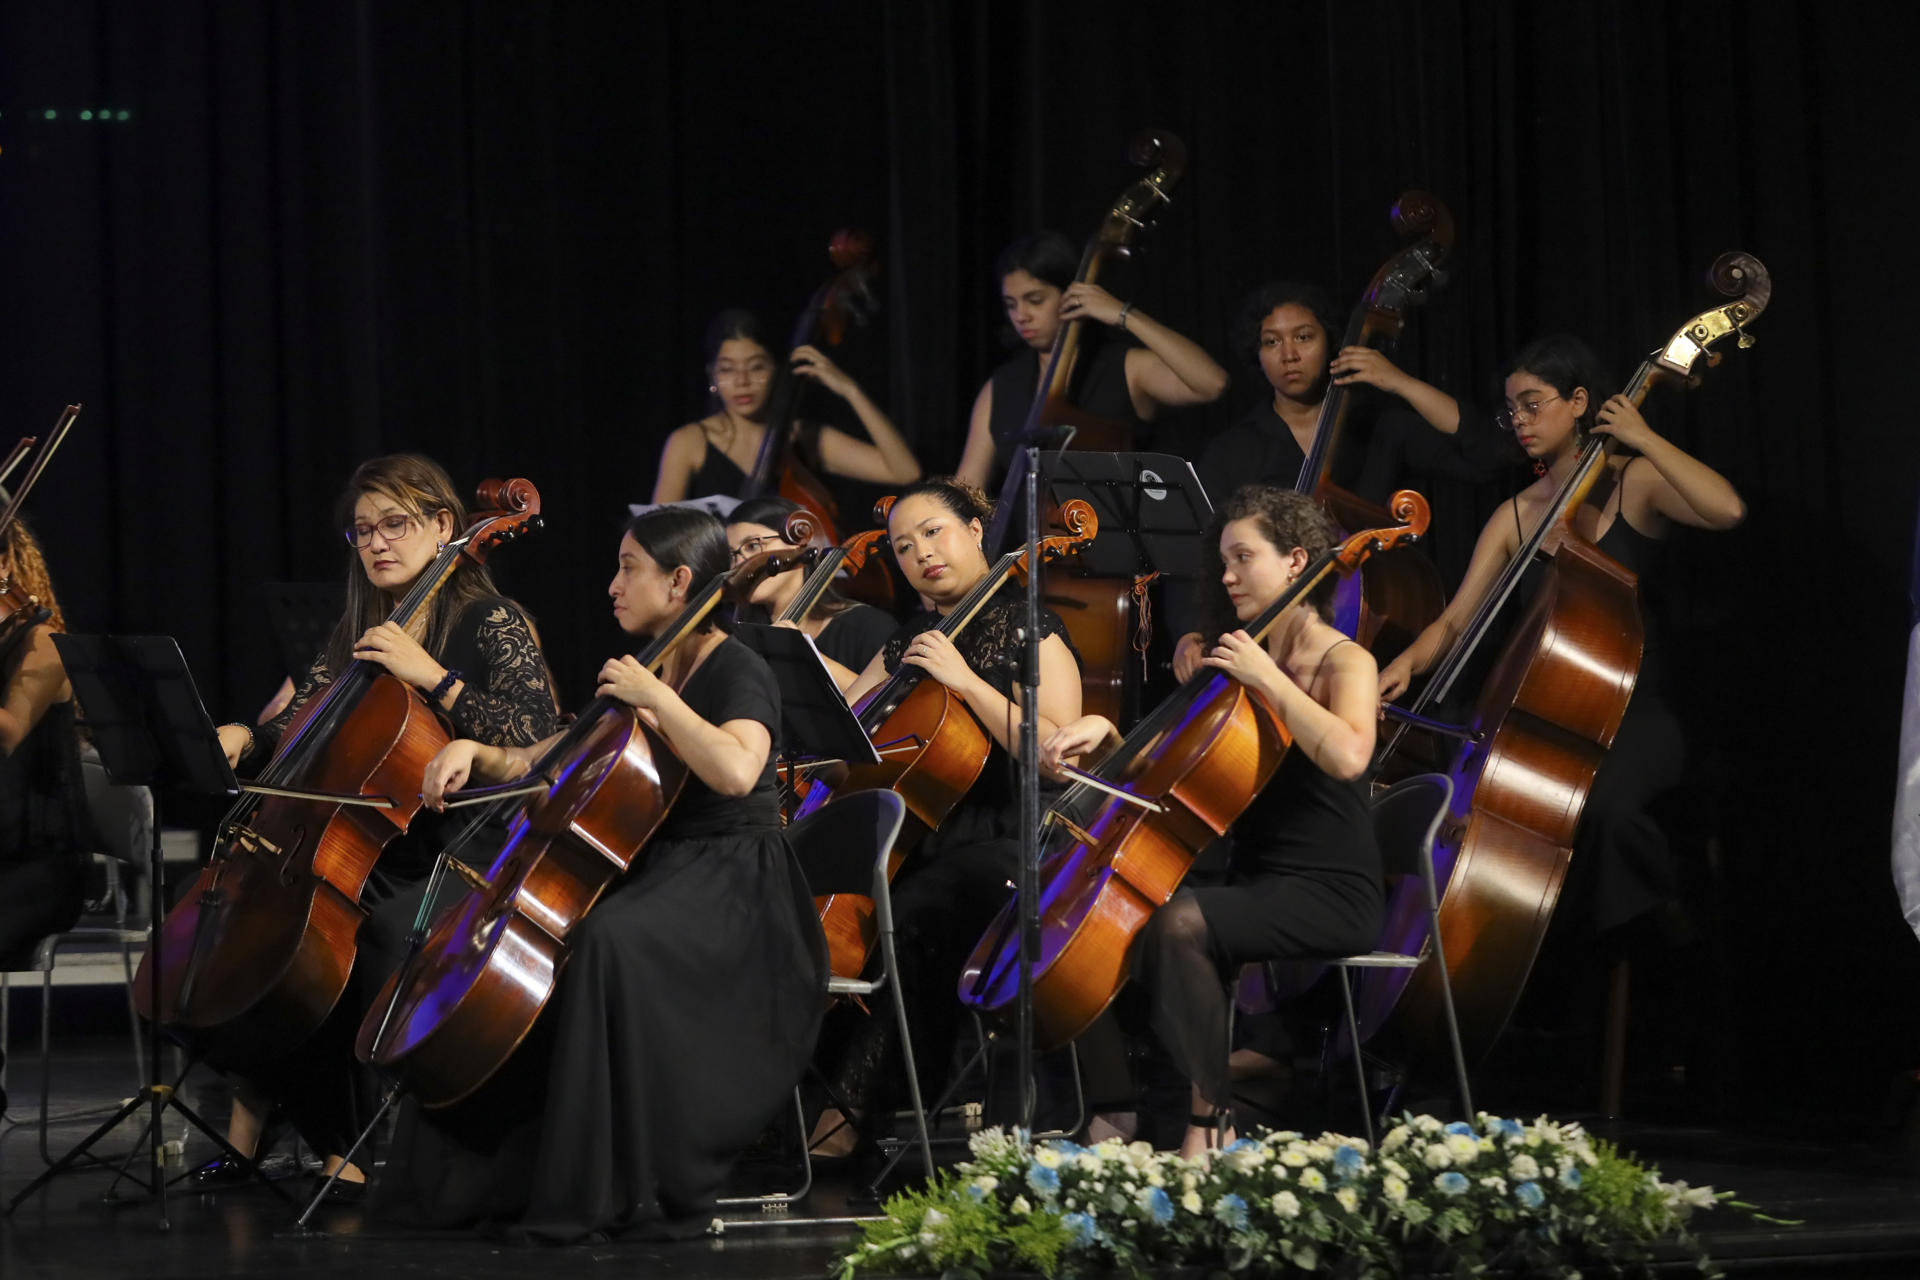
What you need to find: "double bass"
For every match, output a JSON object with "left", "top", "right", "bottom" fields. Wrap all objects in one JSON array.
[
  {"left": 959, "top": 494, "right": 1431, "bottom": 1047},
  {"left": 795, "top": 498, "right": 1099, "bottom": 980},
  {"left": 1298, "top": 191, "right": 1454, "bottom": 661},
  {"left": 983, "top": 131, "right": 1187, "bottom": 725},
  {"left": 354, "top": 546, "right": 793, "bottom": 1105},
  {"left": 1361, "top": 253, "right": 1770, "bottom": 1067},
  {"left": 135, "top": 479, "right": 544, "bottom": 1065}
]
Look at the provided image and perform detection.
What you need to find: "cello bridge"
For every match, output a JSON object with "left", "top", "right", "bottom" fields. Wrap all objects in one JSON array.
[
  {"left": 1042, "top": 812, "right": 1099, "bottom": 849},
  {"left": 223, "top": 824, "right": 282, "bottom": 859}
]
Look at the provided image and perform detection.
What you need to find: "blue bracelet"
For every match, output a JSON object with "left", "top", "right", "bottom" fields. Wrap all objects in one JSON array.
[{"left": 427, "top": 668, "right": 462, "bottom": 703}]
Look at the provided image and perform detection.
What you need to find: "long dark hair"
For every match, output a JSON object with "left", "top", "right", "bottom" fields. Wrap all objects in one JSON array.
[
  {"left": 1502, "top": 334, "right": 1613, "bottom": 441},
  {"left": 623, "top": 505, "right": 732, "bottom": 634},
  {"left": 324, "top": 454, "right": 504, "bottom": 676},
  {"left": 727, "top": 495, "right": 854, "bottom": 620},
  {"left": 1199, "top": 484, "right": 1339, "bottom": 639}
]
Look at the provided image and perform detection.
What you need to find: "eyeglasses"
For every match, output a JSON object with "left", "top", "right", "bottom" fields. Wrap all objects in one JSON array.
[
  {"left": 1495, "top": 394, "right": 1563, "bottom": 434},
  {"left": 714, "top": 361, "right": 774, "bottom": 384},
  {"left": 345, "top": 513, "right": 420, "bottom": 548},
  {"left": 730, "top": 534, "right": 787, "bottom": 564}
]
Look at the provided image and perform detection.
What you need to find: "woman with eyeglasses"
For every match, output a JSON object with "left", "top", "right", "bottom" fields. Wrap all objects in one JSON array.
[
  {"left": 651, "top": 308, "right": 922, "bottom": 505},
  {"left": 1378, "top": 334, "right": 1743, "bottom": 948},
  {"left": 198, "top": 453, "right": 561, "bottom": 1200},
  {"left": 723, "top": 495, "right": 894, "bottom": 691}
]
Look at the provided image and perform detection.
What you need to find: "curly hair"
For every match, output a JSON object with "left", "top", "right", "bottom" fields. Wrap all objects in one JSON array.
[
  {"left": 0, "top": 518, "right": 65, "bottom": 634},
  {"left": 1199, "top": 485, "right": 1339, "bottom": 637},
  {"left": 1231, "top": 280, "right": 1345, "bottom": 376}
]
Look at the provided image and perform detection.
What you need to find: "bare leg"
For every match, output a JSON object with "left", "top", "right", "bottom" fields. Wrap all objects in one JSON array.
[
  {"left": 808, "top": 1107, "right": 861, "bottom": 1158},
  {"left": 1178, "top": 1083, "right": 1236, "bottom": 1162}
]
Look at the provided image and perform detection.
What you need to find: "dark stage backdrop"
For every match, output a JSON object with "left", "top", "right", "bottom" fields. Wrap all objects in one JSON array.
[{"left": 3, "top": 2, "right": 1915, "bottom": 1123}]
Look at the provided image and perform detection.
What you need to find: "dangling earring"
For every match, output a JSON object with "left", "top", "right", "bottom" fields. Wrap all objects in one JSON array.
[{"left": 1532, "top": 460, "right": 1547, "bottom": 477}]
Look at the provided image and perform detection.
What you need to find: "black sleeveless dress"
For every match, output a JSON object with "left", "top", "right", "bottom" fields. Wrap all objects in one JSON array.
[
  {"left": 685, "top": 435, "right": 748, "bottom": 500},
  {"left": 984, "top": 339, "right": 1139, "bottom": 486},
  {"left": 376, "top": 636, "right": 827, "bottom": 1242},
  {"left": 0, "top": 631, "right": 89, "bottom": 969}
]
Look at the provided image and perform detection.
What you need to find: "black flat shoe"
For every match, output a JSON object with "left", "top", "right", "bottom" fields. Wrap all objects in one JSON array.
[
  {"left": 312, "top": 1174, "right": 367, "bottom": 1205},
  {"left": 191, "top": 1154, "right": 254, "bottom": 1187}
]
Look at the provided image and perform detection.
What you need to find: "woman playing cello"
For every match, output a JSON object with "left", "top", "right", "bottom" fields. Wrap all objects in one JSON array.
[
  {"left": 1043, "top": 486, "right": 1384, "bottom": 1159},
  {"left": 953, "top": 231, "right": 1228, "bottom": 491},
  {"left": 809, "top": 477, "right": 1083, "bottom": 1156},
  {"left": 0, "top": 520, "right": 90, "bottom": 1115},
  {"left": 1378, "top": 334, "right": 1744, "bottom": 943},
  {"left": 723, "top": 494, "right": 894, "bottom": 690},
  {"left": 651, "top": 308, "right": 922, "bottom": 505},
  {"left": 200, "top": 454, "right": 560, "bottom": 1196},
  {"left": 379, "top": 506, "right": 825, "bottom": 1242}
]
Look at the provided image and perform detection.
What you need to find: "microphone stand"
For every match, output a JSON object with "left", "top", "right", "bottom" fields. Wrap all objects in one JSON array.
[{"left": 1015, "top": 441, "right": 1042, "bottom": 1129}]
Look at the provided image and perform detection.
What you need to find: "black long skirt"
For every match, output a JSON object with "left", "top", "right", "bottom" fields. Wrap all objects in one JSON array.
[{"left": 374, "top": 826, "right": 827, "bottom": 1242}]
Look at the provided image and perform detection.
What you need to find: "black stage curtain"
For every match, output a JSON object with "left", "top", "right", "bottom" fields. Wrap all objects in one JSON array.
[{"left": 3, "top": 1, "right": 1915, "bottom": 1120}]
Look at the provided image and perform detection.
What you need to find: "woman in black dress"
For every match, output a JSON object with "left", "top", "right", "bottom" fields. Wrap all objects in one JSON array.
[
  {"left": 1044, "top": 486, "right": 1384, "bottom": 1159},
  {"left": 386, "top": 505, "right": 826, "bottom": 1242},
  {"left": 723, "top": 494, "right": 894, "bottom": 690},
  {"left": 201, "top": 453, "right": 560, "bottom": 1195},
  {"left": 0, "top": 519, "right": 90, "bottom": 1114},
  {"left": 953, "top": 231, "right": 1227, "bottom": 492},
  {"left": 809, "top": 477, "right": 1083, "bottom": 1155},
  {"left": 652, "top": 308, "right": 921, "bottom": 504},
  {"left": 1379, "top": 334, "right": 1744, "bottom": 941}
]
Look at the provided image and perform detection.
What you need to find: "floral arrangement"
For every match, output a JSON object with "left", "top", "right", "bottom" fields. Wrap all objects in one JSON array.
[{"left": 837, "top": 1113, "right": 1751, "bottom": 1278}]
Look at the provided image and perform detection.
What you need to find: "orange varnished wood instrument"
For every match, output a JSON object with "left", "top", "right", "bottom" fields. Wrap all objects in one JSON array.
[{"left": 959, "top": 493, "right": 1431, "bottom": 1047}]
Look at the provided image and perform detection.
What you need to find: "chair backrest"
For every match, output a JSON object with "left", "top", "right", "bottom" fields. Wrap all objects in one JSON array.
[
  {"left": 786, "top": 790, "right": 907, "bottom": 898},
  {"left": 79, "top": 745, "right": 154, "bottom": 868},
  {"left": 1370, "top": 773, "right": 1452, "bottom": 905}
]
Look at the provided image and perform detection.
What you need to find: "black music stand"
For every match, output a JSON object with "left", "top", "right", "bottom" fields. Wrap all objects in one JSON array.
[
  {"left": 261, "top": 581, "right": 344, "bottom": 684},
  {"left": 734, "top": 624, "right": 881, "bottom": 778},
  {"left": 8, "top": 636, "right": 292, "bottom": 1227},
  {"left": 1046, "top": 452, "right": 1213, "bottom": 579}
]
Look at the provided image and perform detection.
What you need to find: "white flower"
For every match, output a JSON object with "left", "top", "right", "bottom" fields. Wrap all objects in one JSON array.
[
  {"left": 1334, "top": 1186, "right": 1360, "bottom": 1214},
  {"left": 1225, "top": 1146, "right": 1264, "bottom": 1174},
  {"left": 1280, "top": 1145, "right": 1310, "bottom": 1168},
  {"left": 1445, "top": 1134, "right": 1480, "bottom": 1165},
  {"left": 1010, "top": 1195, "right": 1031, "bottom": 1215},
  {"left": 1298, "top": 1167, "right": 1327, "bottom": 1191},
  {"left": 917, "top": 1230, "right": 939, "bottom": 1249},
  {"left": 1383, "top": 1158, "right": 1410, "bottom": 1181},
  {"left": 1413, "top": 1115, "right": 1443, "bottom": 1134},
  {"left": 1478, "top": 1175, "right": 1508, "bottom": 1194},
  {"left": 1077, "top": 1154, "right": 1103, "bottom": 1174},
  {"left": 922, "top": 1208, "right": 947, "bottom": 1228},
  {"left": 1146, "top": 1170, "right": 1164, "bottom": 1188},
  {"left": 1304, "top": 1142, "right": 1333, "bottom": 1161},
  {"left": 1180, "top": 1190, "right": 1203, "bottom": 1214},
  {"left": 1034, "top": 1147, "right": 1065, "bottom": 1169},
  {"left": 1423, "top": 1143, "right": 1453, "bottom": 1169},
  {"left": 1382, "top": 1175, "right": 1408, "bottom": 1206},
  {"left": 1508, "top": 1154, "right": 1540, "bottom": 1181},
  {"left": 1380, "top": 1127, "right": 1412, "bottom": 1154},
  {"left": 1108, "top": 1192, "right": 1127, "bottom": 1215},
  {"left": 1270, "top": 1190, "right": 1301, "bottom": 1219}
]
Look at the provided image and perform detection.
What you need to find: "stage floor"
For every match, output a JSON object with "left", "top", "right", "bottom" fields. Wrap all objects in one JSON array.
[{"left": 3, "top": 1033, "right": 1919, "bottom": 1279}]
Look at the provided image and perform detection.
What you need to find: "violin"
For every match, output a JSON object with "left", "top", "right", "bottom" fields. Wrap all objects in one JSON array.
[
  {"left": 958, "top": 494, "right": 1431, "bottom": 1047},
  {"left": 795, "top": 498, "right": 1099, "bottom": 981},
  {"left": 355, "top": 546, "right": 784, "bottom": 1105},
  {"left": 741, "top": 231, "right": 881, "bottom": 540},
  {"left": 135, "top": 479, "right": 545, "bottom": 1065},
  {"left": 982, "top": 131, "right": 1188, "bottom": 725},
  {"left": 0, "top": 407, "right": 80, "bottom": 657},
  {"left": 1361, "top": 253, "right": 1770, "bottom": 1067},
  {"left": 1298, "top": 192, "right": 1454, "bottom": 660}
]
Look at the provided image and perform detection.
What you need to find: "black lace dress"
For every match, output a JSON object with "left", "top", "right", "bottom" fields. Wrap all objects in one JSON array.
[
  {"left": 375, "top": 635, "right": 827, "bottom": 1242},
  {"left": 0, "top": 628, "right": 89, "bottom": 970},
  {"left": 237, "top": 595, "right": 560, "bottom": 1157},
  {"left": 825, "top": 594, "right": 1078, "bottom": 1109}
]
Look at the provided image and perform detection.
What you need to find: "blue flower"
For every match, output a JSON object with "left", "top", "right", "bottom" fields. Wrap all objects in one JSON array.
[
  {"left": 1062, "top": 1211, "right": 1098, "bottom": 1246},
  {"left": 1515, "top": 1180, "right": 1545, "bottom": 1209},
  {"left": 1211, "top": 1193, "right": 1250, "bottom": 1229},
  {"left": 1443, "top": 1121, "right": 1476, "bottom": 1137},
  {"left": 1143, "top": 1187, "right": 1174, "bottom": 1224},
  {"left": 967, "top": 1183, "right": 988, "bottom": 1201},
  {"left": 1221, "top": 1137, "right": 1256, "bottom": 1155},
  {"left": 1560, "top": 1164, "right": 1582, "bottom": 1190},
  {"left": 1046, "top": 1139, "right": 1089, "bottom": 1160},
  {"left": 1435, "top": 1171, "right": 1470, "bottom": 1196},
  {"left": 1026, "top": 1165, "right": 1061, "bottom": 1196},
  {"left": 1495, "top": 1117, "right": 1524, "bottom": 1141},
  {"left": 1333, "top": 1144, "right": 1366, "bottom": 1178}
]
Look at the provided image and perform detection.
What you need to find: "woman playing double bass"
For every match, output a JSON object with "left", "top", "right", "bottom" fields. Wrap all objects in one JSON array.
[
  {"left": 1378, "top": 334, "right": 1745, "bottom": 940},
  {"left": 809, "top": 477, "right": 1084, "bottom": 1156},
  {"left": 0, "top": 520, "right": 90, "bottom": 1114},
  {"left": 200, "top": 454, "right": 560, "bottom": 1196},
  {"left": 380, "top": 506, "right": 825, "bottom": 1242},
  {"left": 651, "top": 309, "right": 922, "bottom": 504},
  {"left": 1043, "top": 486, "right": 1384, "bottom": 1159},
  {"left": 953, "top": 231, "right": 1228, "bottom": 491}
]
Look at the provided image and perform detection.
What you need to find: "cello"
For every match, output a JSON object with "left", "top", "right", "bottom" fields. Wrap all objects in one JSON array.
[
  {"left": 959, "top": 493, "right": 1431, "bottom": 1048},
  {"left": 1360, "top": 252, "right": 1771, "bottom": 1067},
  {"left": 354, "top": 545, "right": 792, "bottom": 1106},
  {"left": 1298, "top": 192, "right": 1454, "bottom": 660},
  {"left": 135, "top": 479, "right": 544, "bottom": 1065},
  {"left": 794, "top": 498, "right": 1099, "bottom": 980},
  {"left": 983, "top": 131, "right": 1188, "bottom": 725}
]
